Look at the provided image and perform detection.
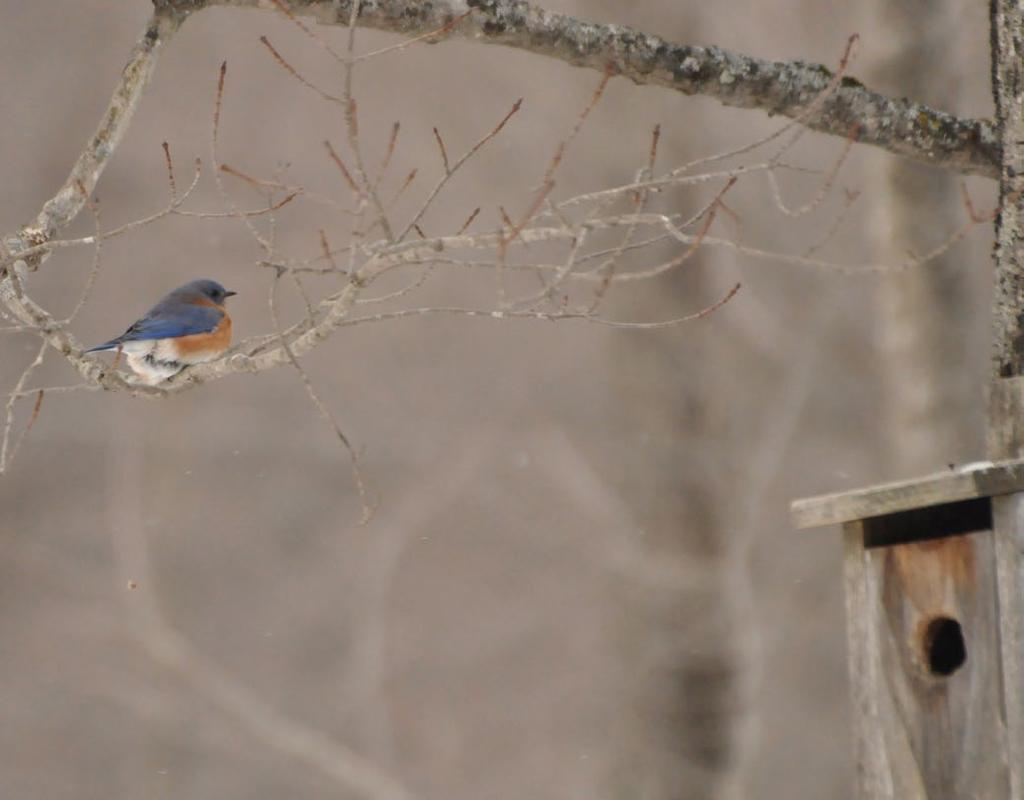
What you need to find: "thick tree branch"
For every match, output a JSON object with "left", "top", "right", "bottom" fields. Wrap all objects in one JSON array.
[{"left": 204, "top": 0, "right": 997, "bottom": 178}]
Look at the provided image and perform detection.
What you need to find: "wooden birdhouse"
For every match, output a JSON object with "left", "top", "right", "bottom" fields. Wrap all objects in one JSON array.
[{"left": 792, "top": 458, "right": 1024, "bottom": 799}]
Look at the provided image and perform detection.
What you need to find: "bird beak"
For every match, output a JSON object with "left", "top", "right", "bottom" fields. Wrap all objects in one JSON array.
[{"left": 224, "top": 290, "right": 238, "bottom": 298}]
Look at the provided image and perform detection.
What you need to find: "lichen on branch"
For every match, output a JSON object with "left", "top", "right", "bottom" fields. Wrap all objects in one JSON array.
[{"left": 202, "top": 0, "right": 997, "bottom": 178}]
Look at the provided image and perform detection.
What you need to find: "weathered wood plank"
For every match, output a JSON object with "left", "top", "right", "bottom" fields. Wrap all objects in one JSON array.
[
  {"left": 993, "top": 494, "right": 1024, "bottom": 800},
  {"left": 989, "top": 378, "right": 1024, "bottom": 800},
  {"left": 988, "top": 377, "right": 1024, "bottom": 459},
  {"left": 791, "top": 459, "right": 1024, "bottom": 530},
  {"left": 842, "top": 521, "right": 894, "bottom": 798},
  {"left": 843, "top": 521, "right": 1007, "bottom": 798}
]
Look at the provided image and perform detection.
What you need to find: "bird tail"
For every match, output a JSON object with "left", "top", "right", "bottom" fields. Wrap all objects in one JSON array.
[{"left": 85, "top": 339, "right": 122, "bottom": 353}]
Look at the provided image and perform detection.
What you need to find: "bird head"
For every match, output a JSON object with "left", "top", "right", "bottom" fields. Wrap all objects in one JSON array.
[{"left": 176, "top": 279, "right": 237, "bottom": 306}]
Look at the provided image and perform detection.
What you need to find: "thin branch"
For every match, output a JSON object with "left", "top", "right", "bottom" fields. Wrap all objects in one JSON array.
[
  {"left": 372, "top": 121, "right": 401, "bottom": 192},
  {"left": 64, "top": 184, "right": 103, "bottom": 323},
  {"left": 0, "top": 340, "right": 47, "bottom": 474},
  {"left": 349, "top": 9, "right": 471, "bottom": 63},
  {"left": 389, "top": 169, "right": 418, "bottom": 206},
  {"left": 765, "top": 123, "right": 860, "bottom": 218},
  {"left": 457, "top": 207, "right": 481, "bottom": 235},
  {"left": 211, "top": 62, "right": 278, "bottom": 255},
  {"left": 260, "top": 35, "right": 344, "bottom": 105},
  {"left": 323, "top": 141, "right": 364, "bottom": 197},
  {"left": 802, "top": 189, "right": 860, "bottom": 257},
  {"left": 339, "top": 281, "right": 741, "bottom": 329},
  {"left": 268, "top": 272, "right": 374, "bottom": 522},
  {"left": 398, "top": 97, "right": 522, "bottom": 241},
  {"left": 432, "top": 127, "right": 451, "bottom": 174},
  {"left": 587, "top": 123, "right": 662, "bottom": 312},
  {"left": 0, "top": 157, "right": 290, "bottom": 273}
]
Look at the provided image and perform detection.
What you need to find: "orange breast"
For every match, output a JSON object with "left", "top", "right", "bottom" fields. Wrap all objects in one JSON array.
[{"left": 171, "top": 313, "right": 232, "bottom": 362}]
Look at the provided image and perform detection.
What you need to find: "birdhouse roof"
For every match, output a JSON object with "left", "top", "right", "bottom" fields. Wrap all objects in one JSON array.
[{"left": 791, "top": 458, "right": 1024, "bottom": 529}]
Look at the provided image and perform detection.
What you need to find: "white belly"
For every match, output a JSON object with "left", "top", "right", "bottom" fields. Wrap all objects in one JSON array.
[
  {"left": 118, "top": 337, "right": 224, "bottom": 385},
  {"left": 125, "top": 352, "right": 182, "bottom": 385}
]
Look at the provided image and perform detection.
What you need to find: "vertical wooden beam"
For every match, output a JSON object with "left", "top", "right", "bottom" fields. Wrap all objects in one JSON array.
[
  {"left": 989, "top": 377, "right": 1024, "bottom": 461},
  {"left": 993, "top": 493, "right": 1024, "bottom": 799},
  {"left": 843, "top": 521, "right": 894, "bottom": 798},
  {"left": 989, "top": 376, "right": 1024, "bottom": 800}
]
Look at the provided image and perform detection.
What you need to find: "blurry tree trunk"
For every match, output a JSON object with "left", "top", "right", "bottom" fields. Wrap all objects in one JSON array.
[
  {"left": 594, "top": 9, "right": 745, "bottom": 793},
  {"left": 602, "top": 2, "right": 984, "bottom": 795},
  {"left": 866, "top": 0, "right": 982, "bottom": 475},
  {"left": 602, "top": 307, "right": 743, "bottom": 800}
]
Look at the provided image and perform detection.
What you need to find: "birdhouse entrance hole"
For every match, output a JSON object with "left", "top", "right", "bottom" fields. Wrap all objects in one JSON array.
[
  {"left": 858, "top": 499, "right": 986, "bottom": 681},
  {"left": 922, "top": 615, "right": 967, "bottom": 677}
]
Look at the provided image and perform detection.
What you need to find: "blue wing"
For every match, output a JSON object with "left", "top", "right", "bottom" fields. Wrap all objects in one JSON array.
[{"left": 87, "top": 302, "right": 223, "bottom": 352}]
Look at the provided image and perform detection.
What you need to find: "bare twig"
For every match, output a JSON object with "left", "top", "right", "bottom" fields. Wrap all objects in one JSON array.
[
  {"left": 339, "top": 281, "right": 741, "bottom": 329},
  {"left": 65, "top": 184, "right": 103, "bottom": 323},
  {"left": 587, "top": 123, "right": 662, "bottom": 312},
  {"left": 457, "top": 207, "right": 481, "bottom": 236},
  {"left": 324, "top": 141, "right": 364, "bottom": 197},
  {"left": 373, "top": 121, "right": 401, "bottom": 192},
  {"left": 765, "top": 124, "right": 860, "bottom": 218},
  {"left": 0, "top": 340, "right": 47, "bottom": 473},
  {"left": 432, "top": 127, "right": 451, "bottom": 174},
  {"left": 260, "top": 35, "right": 345, "bottom": 105},
  {"left": 268, "top": 272, "right": 374, "bottom": 523},
  {"left": 399, "top": 98, "right": 523, "bottom": 241}
]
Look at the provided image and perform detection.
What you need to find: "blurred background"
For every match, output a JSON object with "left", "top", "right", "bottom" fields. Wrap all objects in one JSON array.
[{"left": 0, "top": 1, "right": 996, "bottom": 798}]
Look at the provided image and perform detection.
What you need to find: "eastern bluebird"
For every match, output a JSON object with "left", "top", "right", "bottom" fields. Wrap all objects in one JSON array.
[{"left": 87, "top": 278, "right": 236, "bottom": 385}]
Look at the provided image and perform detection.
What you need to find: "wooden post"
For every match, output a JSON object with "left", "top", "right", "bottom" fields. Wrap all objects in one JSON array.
[
  {"left": 990, "top": 378, "right": 1024, "bottom": 799},
  {"left": 841, "top": 520, "right": 893, "bottom": 798},
  {"left": 993, "top": 490, "right": 1024, "bottom": 799}
]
